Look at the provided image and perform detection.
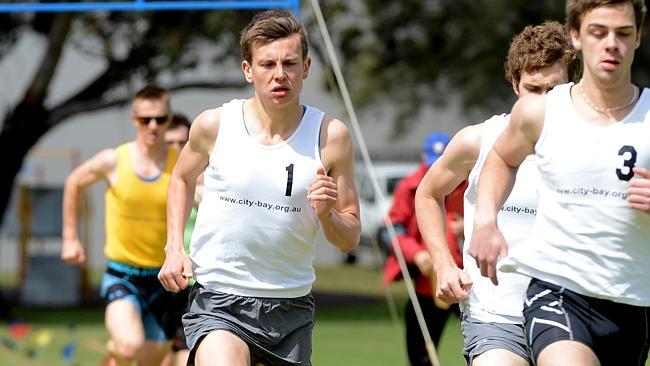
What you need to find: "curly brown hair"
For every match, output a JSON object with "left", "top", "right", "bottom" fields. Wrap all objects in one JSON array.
[
  {"left": 505, "top": 21, "right": 581, "bottom": 89},
  {"left": 566, "top": 0, "right": 646, "bottom": 32},
  {"left": 240, "top": 10, "right": 308, "bottom": 63}
]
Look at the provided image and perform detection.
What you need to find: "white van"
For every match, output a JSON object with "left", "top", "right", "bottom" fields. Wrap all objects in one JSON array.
[{"left": 350, "top": 161, "right": 418, "bottom": 265}]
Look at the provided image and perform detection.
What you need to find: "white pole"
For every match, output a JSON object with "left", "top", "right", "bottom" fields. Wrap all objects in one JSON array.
[{"left": 307, "top": 1, "right": 441, "bottom": 365}]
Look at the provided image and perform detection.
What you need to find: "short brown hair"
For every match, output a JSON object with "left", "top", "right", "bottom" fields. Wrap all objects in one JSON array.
[
  {"left": 168, "top": 112, "right": 191, "bottom": 130},
  {"left": 133, "top": 85, "right": 171, "bottom": 108},
  {"left": 566, "top": 0, "right": 647, "bottom": 32},
  {"left": 505, "top": 21, "right": 581, "bottom": 88},
  {"left": 240, "top": 10, "right": 308, "bottom": 63}
]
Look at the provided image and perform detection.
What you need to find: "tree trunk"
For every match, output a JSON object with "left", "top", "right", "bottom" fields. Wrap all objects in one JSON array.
[
  {"left": 0, "top": 13, "right": 71, "bottom": 231},
  {"left": 0, "top": 102, "right": 50, "bottom": 229}
]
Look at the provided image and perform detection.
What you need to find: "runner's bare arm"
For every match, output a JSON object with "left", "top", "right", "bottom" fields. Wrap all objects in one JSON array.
[
  {"left": 469, "top": 94, "right": 545, "bottom": 285},
  {"left": 416, "top": 124, "right": 481, "bottom": 303},
  {"left": 310, "top": 116, "right": 361, "bottom": 253},
  {"left": 159, "top": 108, "right": 219, "bottom": 291},
  {"left": 61, "top": 149, "right": 117, "bottom": 265}
]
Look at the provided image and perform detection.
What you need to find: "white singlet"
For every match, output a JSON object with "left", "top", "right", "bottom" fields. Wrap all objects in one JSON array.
[
  {"left": 190, "top": 99, "right": 325, "bottom": 298},
  {"left": 462, "top": 114, "right": 539, "bottom": 324},
  {"left": 500, "top": 83, "right": 650, "bottom": 306}
]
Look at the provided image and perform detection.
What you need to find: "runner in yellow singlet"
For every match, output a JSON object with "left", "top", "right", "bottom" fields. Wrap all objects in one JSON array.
[{"left": 61, "top": 85, "right": 183, "bottom": 366}]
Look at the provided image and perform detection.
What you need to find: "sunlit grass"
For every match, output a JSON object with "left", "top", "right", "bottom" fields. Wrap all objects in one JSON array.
[{"left": 4, "top": 265, "right": 635, "bottom": 365}]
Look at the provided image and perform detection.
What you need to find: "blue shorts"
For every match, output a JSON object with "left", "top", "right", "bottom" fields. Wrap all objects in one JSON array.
[{"left": 100, "top": 261, "right": 188, "bottom": 342}]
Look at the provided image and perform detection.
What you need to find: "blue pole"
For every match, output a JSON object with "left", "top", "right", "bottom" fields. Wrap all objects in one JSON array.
[
  {"left": 289, "top": 0, "right": 300, "bottom": 18},
  {"left": 0, "top": 1, "right": 298, "bottom": 13}
]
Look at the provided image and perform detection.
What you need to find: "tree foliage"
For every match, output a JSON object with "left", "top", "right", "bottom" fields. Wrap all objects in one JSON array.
[
  {"left": 0, "top": 9, "right": 257, "bottom": 227},
  {"left": 334, "top": 0, "right": 650, "bottom": 134},
  {"left": 1, "top": 1, "right": 650, "bottom": 228}
]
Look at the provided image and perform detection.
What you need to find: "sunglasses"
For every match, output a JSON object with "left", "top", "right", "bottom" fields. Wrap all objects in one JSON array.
[{"left": 136, "top": 115, "right": 169, "bottom": 125}]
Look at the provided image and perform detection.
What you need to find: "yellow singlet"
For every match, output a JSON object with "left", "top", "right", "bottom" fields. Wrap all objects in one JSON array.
[{"left": 104, "top": 143, "right": 178, "bottom": 268}]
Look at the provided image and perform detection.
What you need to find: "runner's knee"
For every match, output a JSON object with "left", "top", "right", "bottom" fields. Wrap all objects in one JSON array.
[{"left": 111, "top": 336, "right": 145, "bottom": 362}]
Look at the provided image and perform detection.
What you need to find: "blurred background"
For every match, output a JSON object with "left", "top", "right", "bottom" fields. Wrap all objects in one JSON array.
[{"left": 0, "top": 0, "right": 649, "bottom": 365}]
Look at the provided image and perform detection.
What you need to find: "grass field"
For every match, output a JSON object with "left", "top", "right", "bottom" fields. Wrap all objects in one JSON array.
[
  {"left": 310, "top": 266, "right": 465, "bottom": 365},
  {"left": 4, "top": 264, "right": 639, "bottom": 366},
  {"left": 0, "top": 266, "right": 650, "bottom": 366},
  {"left": 0, "top": 265, "right": 465, "bottom": 365},
  {"left": 5, "top": 266, "right": 650, "bottom": 366},
  {"left": 0, "top": 303, "right": 464, "bottom": 366}
]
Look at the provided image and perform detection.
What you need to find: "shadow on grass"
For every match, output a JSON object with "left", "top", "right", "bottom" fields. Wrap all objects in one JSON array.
[
  {"left": 315, "top": 294, "right": 399, "bottom": 322},
  {"left": 5, "top": 307, "right": 104, "bottom": 326},
  {"left": 1, "top": 286, "right": 104, "bottom": 326}
]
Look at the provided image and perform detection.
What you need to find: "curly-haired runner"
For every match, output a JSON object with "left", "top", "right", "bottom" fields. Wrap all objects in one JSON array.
[{"left": 416, "top": 21, "right": 579, "bottom": 366}]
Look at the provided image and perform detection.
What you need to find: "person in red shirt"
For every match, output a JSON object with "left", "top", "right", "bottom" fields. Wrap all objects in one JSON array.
[{"left": 380, "top": 132, "right": 466, "bottom": 366}]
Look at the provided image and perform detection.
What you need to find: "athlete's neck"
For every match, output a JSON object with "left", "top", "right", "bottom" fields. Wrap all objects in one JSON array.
[
  {"left": 245, "top": 98, "right": 304, "bottom": 141},
  {"left": 129, "top": 141, "right": 168, "bottom": 180},
  {"left": 579, "top": 74, "right": 636, "bottom": 112},
  {"left": 132, "top": 140, "right": 168, "bottom": 161}
]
